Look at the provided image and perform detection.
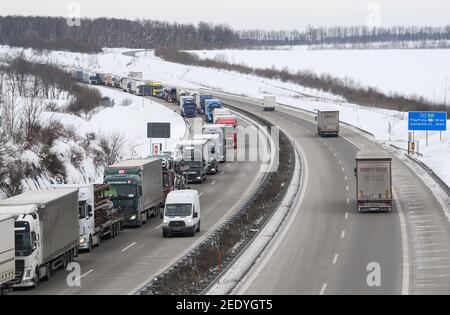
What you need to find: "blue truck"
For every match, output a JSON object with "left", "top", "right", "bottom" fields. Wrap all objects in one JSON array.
[
  {"left": 181, "top": 97, "right": 197, "bottom": 118},
  {"left": 205, "top": 99, "right": 222, "bottom": 122},
  {"left": 197, "top": 94, "right": 213, "bottom": 114}
]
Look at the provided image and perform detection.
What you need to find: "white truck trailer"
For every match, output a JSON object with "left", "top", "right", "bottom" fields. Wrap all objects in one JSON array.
[
  {"left": 355, "top": 151, "right": 393, "bottom": 212},
  {"left": 0, "top": 189, "right": 79, "bottom": 288},
  {"left": 263, "top": 95, "right": 276, "bottom": 111},
  {"left": 0, "top": 214, "right": 15, "bottom": 294},
  {"left": 317, "top": 110, "right": 340, "bottom": 137}
]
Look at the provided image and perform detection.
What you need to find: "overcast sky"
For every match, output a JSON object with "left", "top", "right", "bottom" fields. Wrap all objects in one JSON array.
[{"left": 1, "top": 0, "right": 449, "bottom": 30}]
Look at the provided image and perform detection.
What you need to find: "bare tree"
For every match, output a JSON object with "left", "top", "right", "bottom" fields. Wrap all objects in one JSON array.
[
  {"left": 98, "top": 133, "right": 125, "bottom": 166},
  {"left": 21, "top": 96, "right": 43, "bottom": 148}
]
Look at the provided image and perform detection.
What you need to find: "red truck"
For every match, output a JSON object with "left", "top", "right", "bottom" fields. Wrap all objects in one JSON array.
[{"left": 215, "top": 116, "right": 238, "bottom": 149}]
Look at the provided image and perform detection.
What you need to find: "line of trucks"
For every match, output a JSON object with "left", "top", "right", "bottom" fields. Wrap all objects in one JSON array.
[
  {"left": 0, "top": 150, "right": 198, "bottom": 292},
  {"left": 0, "top": 89, "right": 240, "bottom": 292}
]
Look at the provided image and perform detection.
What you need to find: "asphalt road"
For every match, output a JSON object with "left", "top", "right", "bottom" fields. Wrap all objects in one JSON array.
[
  {"left": 11, "top": 97, "right": 266, "bottom": 295},
  {"left": 216, "top": 94, "right": 450, "bottom": 295}
]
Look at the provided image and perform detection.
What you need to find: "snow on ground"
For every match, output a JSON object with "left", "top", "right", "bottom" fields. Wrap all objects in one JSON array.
[
  {"left": 1, "top": 45, "right": 448, "bottom": 187},
  {"left": 191, "top": 48, "right": 450, "bottom": 103},
  {"left": 41, "top": 85, "right": 185, "bottom": 183}
]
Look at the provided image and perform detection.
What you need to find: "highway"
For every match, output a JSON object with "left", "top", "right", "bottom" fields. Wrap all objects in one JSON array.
[
  {"left": 11, "top": 97, "right": 267, "bottom": 295},
  {"left": 216, "top": 94, "right": 450, "bottom": 295}
]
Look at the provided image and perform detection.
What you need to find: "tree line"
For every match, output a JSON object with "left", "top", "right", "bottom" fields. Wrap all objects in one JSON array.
[{"left": 1, "top": 16, "right": 450, "bottom": 53}]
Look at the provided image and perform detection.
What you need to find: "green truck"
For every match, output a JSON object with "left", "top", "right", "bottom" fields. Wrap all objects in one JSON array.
[{"left": 104, "top": 158, "right": 164, "bottom": 227}]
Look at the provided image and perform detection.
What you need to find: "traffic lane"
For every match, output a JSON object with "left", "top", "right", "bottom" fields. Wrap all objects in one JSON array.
[
  {"left": 222, "top": 97, "right": 402, "bottom": 295},
  {"left": 240, "top": 104, "right": 351, "bottom": 294},
  {"left": 12, "top": 115, "right": 264, "bottom": 295}
]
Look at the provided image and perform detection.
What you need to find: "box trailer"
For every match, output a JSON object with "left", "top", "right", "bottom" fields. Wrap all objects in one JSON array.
[
  {"left": 0, "top": 215, "right": 15, "bottom": 294},
  {"left": 355, "top": 151, "right": 392, "bottom": 212},
  {"left": 104, "top": 158, "right": 164, "bottom": 227},
  {"left": 263, "top": 95, "right": 276, "bottom": 111},
  {"left": 0, "top": 189, "right": 79, "bottom": 288},
  {"left": 317, "top": 110, "right": 339, "bottom": 137}
]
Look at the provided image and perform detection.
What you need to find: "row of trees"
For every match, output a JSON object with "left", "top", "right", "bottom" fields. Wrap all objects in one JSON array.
[{"left": 1, "top": 16, "right": 450, "bottom": 53}]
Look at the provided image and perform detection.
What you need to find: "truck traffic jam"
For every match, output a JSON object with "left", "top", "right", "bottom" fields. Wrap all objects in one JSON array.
[{"left": 0, "top": 67, "right": 245, "bottom": 293}]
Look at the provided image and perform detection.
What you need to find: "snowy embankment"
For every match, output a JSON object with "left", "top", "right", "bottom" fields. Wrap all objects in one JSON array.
[
  {"left": 1, "top": 45, "right": 448, "bottom": 187},
  {"left": 44, "top": 86, "right": 185, "bottom": 184}
]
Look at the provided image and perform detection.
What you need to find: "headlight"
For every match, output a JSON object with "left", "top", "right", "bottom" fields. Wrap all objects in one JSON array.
[
  {"left": 79, "top": 238, "right": 86, "bottom": 245},
  {"left": 24, "top": 269, "right": 32, "bottom": 279},
  {"left": 163, "top": 218, "right": 169, "bottom": 224},
  {"left": 186, "top": 219, "right": 194, "bottom": 225},
  {"left": 130, "top": 215, "right": 137, "bottom": 220},
  {"left": 197, "top": 176, "right": 201, "bottom": 180}
]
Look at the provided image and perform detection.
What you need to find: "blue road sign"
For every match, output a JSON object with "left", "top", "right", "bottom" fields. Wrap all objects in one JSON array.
[{"left": 408, "top": 112, "right": 447, "bottom": 131}]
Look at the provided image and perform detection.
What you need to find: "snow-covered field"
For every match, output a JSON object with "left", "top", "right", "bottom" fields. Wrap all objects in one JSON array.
[
  {"left": 1, "top": 45, "right": 448, "bottom": 187},
  {"left": 191, "top": 48, "right": 450, "bottom": 103}
]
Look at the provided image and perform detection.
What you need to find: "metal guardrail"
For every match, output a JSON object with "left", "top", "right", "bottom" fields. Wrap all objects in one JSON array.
[
  {"left": 135, "top": 102, "right": 295, "bottom": 295},
  {"left": 405, "top": 154, "right": 450, "bottom": 197}
]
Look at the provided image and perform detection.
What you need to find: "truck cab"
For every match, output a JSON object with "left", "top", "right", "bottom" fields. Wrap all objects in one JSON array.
[
  {"left": 181, "top": 97, "right": 197, "bottom": 118},
  {"left": 10, "top": 207, "right": 42, "bottom": 288},
  {"left": 104, "top": 169, "right": 144, "bottom": 226},
  {"left": 193, "top": 134, "right": 221, "bottom": 174},
  {"left": 162, "top": 190, "right": 201, "bottom": 237},
  {"left": 197, "top": 94, "right": 213, "bottom": 114},
  {"left": 205, "top": 99, "right": 222, "bottom": 122},
  {"left": 177, "top": 140, "right": 209, "bottom": 183}
]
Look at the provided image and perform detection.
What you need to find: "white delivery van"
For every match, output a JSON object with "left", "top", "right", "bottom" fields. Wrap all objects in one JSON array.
[{"left": 162, "top": 190, "right": 201, "bottom": 237}]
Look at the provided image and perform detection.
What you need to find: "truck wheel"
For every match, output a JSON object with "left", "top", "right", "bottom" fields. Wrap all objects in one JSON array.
[
  {"left": 43, "top": 264, "right": 51, "bottom": 281},
  {"left": 32, "top": 268, "right": 39, "bottom": 288},
  {"left": 196, "top": 221, "right": 201, "bottom": 233},
  {"left": 163, "top": 231, "right": 168, "bottom": 238},
  {"left": 88, "top": 235, "right": 93, "bottom": 252}
]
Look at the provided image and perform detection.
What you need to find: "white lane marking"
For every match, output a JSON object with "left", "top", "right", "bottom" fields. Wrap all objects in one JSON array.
[
  {"left": 341, "top": 135, "right": 364, "bottom": 151},
  {"left": 338, "top": 160, "right": 342, "bottom": 164},
  {"left": 220, "top": 171, "right": 225, "bottom": 176},
  {"left": 344, "top": 176, "right": 348, "bottom": 181},
  {"left": 155, "top": 223, "right": 164, "bottom": 230},
  {"left": 345, "top": 212, "right": 349, "bottom": 219},
  {"left": 227, "top": 163, "right": 231, "bottom": 168},
  {"left": 342, "top": 167, "right": 345, "bottom": 172},
  {"left": 319, "top": 283, "right": 327, "bottom": 295},
  {"left": 334, "top": 153, "right": 337, "bottom": 157},
  {"left": 333, "top": 254, "right": 339, "bottom": 264},
  {"left": 346, "top": 186, "right": 349, "bottom": 191},
  {"left": 393, "top": 190, "right": 410, "bottom": 296},
  {"left": 211, "top": 180, "right": 216, "bottom": 185},
  {"left": 199, "top": 192, "right": 204, "bottom": 198},
  {"left": 121, "top": 242, "right": 136, "bottom": 252},
  {"left": 74, "top": 269, "right": 94, "bottom": 282},
  {"left": 346, "top": 198, "right": 350, "bottom": 204},
  {"left": 341, "top": 230, "right": 346, "bottom": 239}
]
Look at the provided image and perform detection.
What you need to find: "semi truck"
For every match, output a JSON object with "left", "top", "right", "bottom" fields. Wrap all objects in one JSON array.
[
  {"left": 177, "top": 140, "right": 209, "bottom": 183},
  {"left": 0, "top": 215, "right": 15, "bottom": 294},
  {"left": 202, "top": 124, "right": 227, "bottom": 162},
  {"left": 193, "top": 134, "right": 221, "bottom": 174},
  {"left": 317, "top": 110, "right": 339, "bottom": 137},
  {"left": 214, "top": 113, "right": 238, "bottom": 149},
  {"left": 52, "top": 184, "right": 124, "bottom": 252},
  {"left": 205, "top": 99, "right": 222, "bottom": 122},
  {"left": 148, "top": 81, "right": 162, "bottom": 97},
  {"left": 0, "top": 189, "right": 79, "bottom": 288},
  {"left": 196, "top": 94, "right": 213, "bottom": 114},
  {"left": 181, "top": 97, "right": 197, "bottom": 118},
  {"left": 354, "top": 151, "right": 392, "bottom": 212},
  {"left": 104, "top": 158, "right": 164, "bottom": 227},
  {"left": 263, "top": 95, "right": 276, "bottom": 111}
]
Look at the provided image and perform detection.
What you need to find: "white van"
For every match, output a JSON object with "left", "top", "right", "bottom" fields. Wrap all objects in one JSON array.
[{"left": 162, "top": 190, "right": 201, "bottom": 237}]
